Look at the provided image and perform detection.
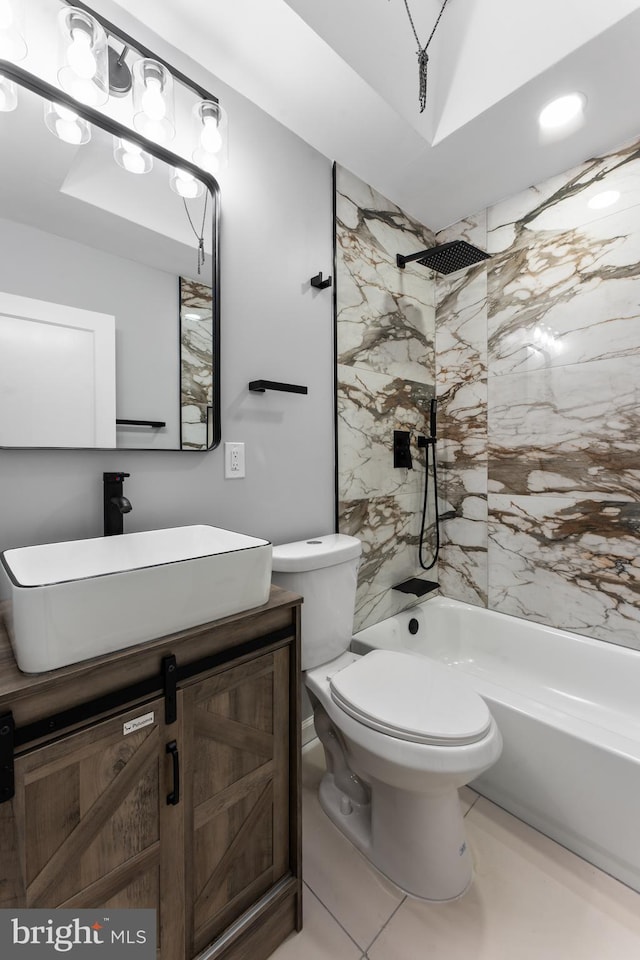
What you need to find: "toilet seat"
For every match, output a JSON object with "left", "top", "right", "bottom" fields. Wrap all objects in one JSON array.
[{"left": 329, "top": 649, "right": 491, "bottom": 746}]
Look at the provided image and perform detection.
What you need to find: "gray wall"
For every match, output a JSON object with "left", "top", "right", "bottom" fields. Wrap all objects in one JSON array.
[{"left": 0, "top": 3, "right": 335, "bottom": 551}]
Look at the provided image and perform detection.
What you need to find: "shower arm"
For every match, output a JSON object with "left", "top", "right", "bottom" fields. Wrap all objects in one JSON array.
[{"left": 396, "top": 250, "right": 430, "bottom": 269}]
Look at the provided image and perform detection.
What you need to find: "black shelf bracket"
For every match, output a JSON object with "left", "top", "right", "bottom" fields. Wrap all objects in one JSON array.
[
  {"left": 116, "top": 419, "right": 166, "bottom": 428},
  {"left": 249, "top": 380, "right": 308, "bottom": 395},
  {"left": 0, "top": 712, "right": 15, "bottom": 803},
  {"left": 392, "top": 578, "right": 439, "bottom": 597},
  {"left": 310, "top": 271, "right": 332, "bottom": 290}
]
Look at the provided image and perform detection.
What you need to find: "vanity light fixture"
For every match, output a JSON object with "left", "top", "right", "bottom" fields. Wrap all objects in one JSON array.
[
  {"left": 0, "top": 0, "right": 26, "bottom": 61},
  {"left": 587, "top": 190, "right": 620, "bottom": 210},
  {"left": 0, "top": 74, "right": 18, "bottom": 111},
  {"left": 170, "top": 168, "right": 204, "bottom": 199},
  {"left": 2, "top": 0, "right": 227, "bottom": 180},
  {"left": 538, "top": 92, "right": 585, "bottom": 130},
  {"left": 113, "top": 136, "right": 153, "bottom": 174},
  {"left": 58, "top": 6, "right": 109, "bottom": 106},
  {"left": 132, "top": 58, "right": 175, "bottom": 144},
  {"left": 192, "top": 100, "right": 226, "bottom": 174},
  {"left": 44, "top": 100, "right": 91, "bottom": 145}
]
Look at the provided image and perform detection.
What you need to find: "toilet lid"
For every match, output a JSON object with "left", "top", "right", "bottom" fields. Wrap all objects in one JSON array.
[{"left": 329, "top": 650, "right": 492, "bottom": 746}]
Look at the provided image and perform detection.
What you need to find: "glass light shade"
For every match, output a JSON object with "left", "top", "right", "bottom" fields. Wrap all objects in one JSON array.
[
  {"left": 132, "top": 59, "right": 175, "bottom": 143},
  {"left": 113, "top": 137, "right": 153, "bottom": 174},
  {"left": 44, "top": 101, "right": 91, "bottom": 145},
  {"left": 0, "top": 74, "right": 18, "bottom": 111},
  {"left": 169, "top": 168, "right": 205, "bottom": 199},
  {"left": 0, "top": 0, "right": 27, "bottom": 61},
  {"left": 58, "top": 7, "right": 108, "bottom": 107},
  {"left": 192, "top": 99, "right": 227, "bottom": 174}
]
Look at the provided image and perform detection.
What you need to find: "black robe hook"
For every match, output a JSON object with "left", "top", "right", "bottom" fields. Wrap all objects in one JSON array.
[{"left": 310, "top": 271, "right": 332, "bottom": 290}]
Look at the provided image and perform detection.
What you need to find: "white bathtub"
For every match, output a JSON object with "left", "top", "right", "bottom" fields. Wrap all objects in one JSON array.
[{"left": 352, "top": 596, "right": 640, "bottom": 893}]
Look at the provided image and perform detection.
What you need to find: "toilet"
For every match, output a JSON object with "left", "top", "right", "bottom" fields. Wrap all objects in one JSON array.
[{"left": 271, "top": 533, "right": 502, "bottom": 901}]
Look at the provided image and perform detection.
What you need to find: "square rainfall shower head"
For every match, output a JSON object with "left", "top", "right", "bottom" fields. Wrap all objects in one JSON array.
[{"left": 397, "top": 240, "right": 491, "bottom": 275}]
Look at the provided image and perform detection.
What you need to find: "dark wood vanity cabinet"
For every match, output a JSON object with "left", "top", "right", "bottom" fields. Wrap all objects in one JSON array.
[
  {"left": 184, "top": 647, "right": 292, "bottom": 956},
  {"left": 7, "top": 696, "right": 185, "bottom": 956},
  {"left": 0, "top": 588, "right": 302, "bottom": 960}
]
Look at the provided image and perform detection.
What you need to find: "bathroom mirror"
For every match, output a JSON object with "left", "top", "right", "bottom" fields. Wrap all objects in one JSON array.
[{"left": 0, "top": 69, "right": 220, "bottom": 451}]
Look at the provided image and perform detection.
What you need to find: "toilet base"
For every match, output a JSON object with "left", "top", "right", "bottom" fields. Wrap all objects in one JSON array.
[
  {"left": 318, "top": 770, "right": 473, "bottom": 901},
  {"left": 319, "top": 772, "right": 372, "bottom": 858}
]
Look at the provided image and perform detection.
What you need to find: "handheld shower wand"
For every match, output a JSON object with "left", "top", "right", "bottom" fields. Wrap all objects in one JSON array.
[{"left": 417, "top": 398, "right": 440, "bottom": 569}]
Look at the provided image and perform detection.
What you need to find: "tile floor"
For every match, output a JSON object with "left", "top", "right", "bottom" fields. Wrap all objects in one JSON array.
[{"left": 272, "top": 740, "right": 640, "bottom": 960}]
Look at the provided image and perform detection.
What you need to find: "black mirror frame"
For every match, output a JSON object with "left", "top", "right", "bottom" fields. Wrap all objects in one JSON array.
[{"left": 0, "top": 17, "right": 221, "bottom": 453}]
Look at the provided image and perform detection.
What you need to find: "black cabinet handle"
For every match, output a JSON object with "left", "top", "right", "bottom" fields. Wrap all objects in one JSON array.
[{"left": 166, "top": 740, "right": 180, "bottom": 805}]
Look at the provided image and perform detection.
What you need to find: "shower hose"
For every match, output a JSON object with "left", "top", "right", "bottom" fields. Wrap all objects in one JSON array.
[{"left": 418, "top": 436, "right": 439, "bottom": 570}]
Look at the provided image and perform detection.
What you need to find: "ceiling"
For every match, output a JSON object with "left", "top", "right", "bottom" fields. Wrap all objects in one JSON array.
[{"left": 106, "top": 0, "right": 640, "bottom": 230}]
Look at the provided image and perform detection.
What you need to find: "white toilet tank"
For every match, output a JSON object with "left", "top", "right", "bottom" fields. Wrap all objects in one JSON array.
[{"left": 271, "top": 534, "right": 361, "bottom": 670}]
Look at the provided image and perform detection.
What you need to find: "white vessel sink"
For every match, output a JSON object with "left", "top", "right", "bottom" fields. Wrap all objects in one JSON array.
[{"left": 0, "top": 525, "right": 272, "bottom": 673}]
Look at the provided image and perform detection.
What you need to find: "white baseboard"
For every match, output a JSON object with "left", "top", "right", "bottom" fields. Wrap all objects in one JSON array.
[{"left": 301, "top": 716, "right": 316, "bottom": 747}]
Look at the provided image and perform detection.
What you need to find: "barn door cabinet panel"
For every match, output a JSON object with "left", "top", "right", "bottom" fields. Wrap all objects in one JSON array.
[
  {"left": 0, "top": 587, "right": 302, "bottom": 960},
  {"left": 8, "top": 697, "right": 185, "bottom": 959},
  {"left": 183, "top": 648, "right": 292, "bottom": 957}
]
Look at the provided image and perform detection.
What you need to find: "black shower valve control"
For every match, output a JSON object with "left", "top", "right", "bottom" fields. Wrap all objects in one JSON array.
[
  {"left": 393, "top": 430, "right": 413, "bottom": 469},
  {"left": 417, "top": 435, "right": 435, "bottom": 447}
]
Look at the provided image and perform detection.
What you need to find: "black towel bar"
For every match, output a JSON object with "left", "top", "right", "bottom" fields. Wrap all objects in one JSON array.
[
  {"left": 248, "top": 381, "right": 308, "bottom": 395},
  {"left": 116, "top": 419, "right": 166, "bottom": 428}
]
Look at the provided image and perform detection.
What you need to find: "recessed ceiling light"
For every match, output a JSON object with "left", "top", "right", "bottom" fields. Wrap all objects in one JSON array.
[
  {"left": 587, "top": 190, "right": 620, "bottom": 210},
  {"left": 538, "top": 93, "right": 585, "bottom": 130}
]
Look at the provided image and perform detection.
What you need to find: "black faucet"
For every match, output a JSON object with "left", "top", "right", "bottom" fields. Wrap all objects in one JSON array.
[{"left": 103, "top": 472, "right": 132, "bottom": 536}]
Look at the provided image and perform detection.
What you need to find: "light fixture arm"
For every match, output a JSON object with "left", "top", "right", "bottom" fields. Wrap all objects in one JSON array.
[{"left": 116, "top": 44, "right": 129, "bottom": 67}]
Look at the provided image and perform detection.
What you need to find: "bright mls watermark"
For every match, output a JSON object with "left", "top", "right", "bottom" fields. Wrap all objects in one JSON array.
[{"left": 0, "top": 909, "right": 156, "bottom": 957}]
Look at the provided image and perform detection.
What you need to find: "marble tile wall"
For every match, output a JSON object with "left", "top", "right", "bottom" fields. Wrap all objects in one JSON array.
[
  {"left": 435, "top": 134, "right": 640, "bottom": 649},
  {"left": 180, "top": 276, "right": 213, "bottom": 450},
  {"left": 434, "top": 212, "right": 489, "bottom": 607},
  {"left": 335, "top": 165, "right": 438, "bottom": 630}
]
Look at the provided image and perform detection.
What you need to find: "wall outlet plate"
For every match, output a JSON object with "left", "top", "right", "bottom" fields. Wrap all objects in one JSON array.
[{"left": 224, "top": 441, "right": 245, "bottom": 478}]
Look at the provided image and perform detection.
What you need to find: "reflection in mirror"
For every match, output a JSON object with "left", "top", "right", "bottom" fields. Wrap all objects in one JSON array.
[
  {"left": 180, "top": 277, "right": 213, "bottom": 450},
  {"left": 0, "top": 76, "right": 218, "bottom": 450},
  {"left": 0, "top": 290, "right": 117, "bottom": 446}
]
